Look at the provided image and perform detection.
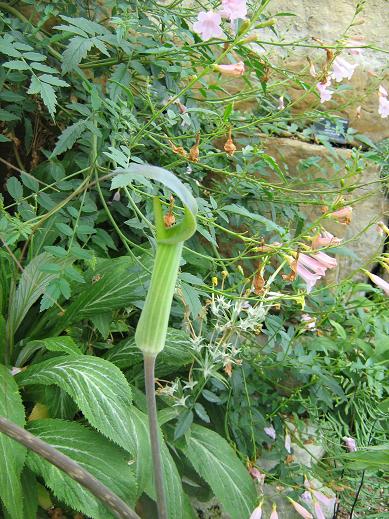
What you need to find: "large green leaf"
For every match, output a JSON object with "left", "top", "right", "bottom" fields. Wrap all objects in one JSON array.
[
  {"left": 104, "top": 328, "right": 193, "bottom": 377},
  {"left": 181, "top": 425, "right": 256, "bottom": 519},
  {"left": 6, "top": 253, "right": 63, "bottom": 340},
  {"left": 26, "top": 419, "right": 137, "bottom": 519},
  {"left": 16, "top": 336, "right": 82, "bottom": 367},
  {"left": 16, "top": 356, "right": 133, "bottom": 446},
  {"left": 52, "top": 256, "right": 148, "bottom": 334},
  {"left": 0, "top": 365, "right": 26, "bottom": 519}
]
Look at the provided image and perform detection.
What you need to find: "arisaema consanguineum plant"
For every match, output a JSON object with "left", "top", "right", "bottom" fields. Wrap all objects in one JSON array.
[{"left": 111, "top": 164, "right": 198, "bottom": 519}]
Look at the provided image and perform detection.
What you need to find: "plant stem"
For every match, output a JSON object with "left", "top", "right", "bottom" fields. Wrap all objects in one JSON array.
[
  {"left": 143, "top": 353, "right": 167, "bottom": 519},
  {"left": 0, "top": 417, "right": 140, "bottom": 519}
]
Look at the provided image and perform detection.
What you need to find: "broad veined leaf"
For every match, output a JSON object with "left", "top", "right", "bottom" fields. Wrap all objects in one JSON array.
[
  {"left": 15, "top": 336, "right": 82, "bottom": 367},
  {"left": 6, "top": 253, "right": 64, "bottom": 340},
  {"left": 26, "top": 419, "right": 137, "bottom": 519},
  {"left": 51, "top": 256, "right": 149, "bottom": 334},
  {"left": 104, "top": 328, "right": 193, "bottom": 376},
  {"left": 16, "top": 356, "right": 133, "bottom": 448},
  {"left": 181, "top": 425, "right": 256, "bottom": 519},
  {"left": 0, "top": 365, "right": 26, "bottom": 519}
]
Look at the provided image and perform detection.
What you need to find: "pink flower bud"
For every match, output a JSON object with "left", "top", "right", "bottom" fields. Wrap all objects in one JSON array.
[
  {"left": 270, "top": 503, "right": 279, "bottom": 519},
  {"left": 250, "top": 503, "right": 262, "bottom": 519},
  {"left": 366, "top": 273, "right": 389, "bottom": 296},
  {"left": 264, "top": 425, "right": 276, "bottom": 440},
  {"left": 285, "top": 432, "right": 292, "bottom": 453},
  {"left": 343, "top": 436, "right": 357, "bottom": 452},
  {"left": 311, "top": 231, "right": 342, "bottom": 249},
  {"left": 214, "top": 61, "right": 245, "bottom": 76},
  {"left": 378, "top": 85, "right": 389, "bottom": 118},
  {"left": 288, "top": 498, "right": 313, "bottom": 519}
]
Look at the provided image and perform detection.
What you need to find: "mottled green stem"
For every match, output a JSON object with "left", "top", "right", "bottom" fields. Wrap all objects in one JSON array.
[{"left": 144, "top": 354, "right": 167, "bottom": 519}]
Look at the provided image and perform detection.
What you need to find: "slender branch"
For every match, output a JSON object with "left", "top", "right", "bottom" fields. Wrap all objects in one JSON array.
[
  {"left": 144, "top": 354, "right": 167, "bottom": 519},
  {"left": 0, "top": 417, "right": 140, "bottom": 519}
]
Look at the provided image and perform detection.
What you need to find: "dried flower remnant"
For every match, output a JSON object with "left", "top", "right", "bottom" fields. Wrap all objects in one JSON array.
[
  {"left": 214, "top": 61, "right": 245, "bottom": 76},
  {"left": 220, "top": 0, "right": 248, "bottom": 21},
  {"left": 311, "top": 231, "right": 342, "bottom": 249},
  {"left": 193, "top": 11, "right": 223, "bottom": 41},
  {"left": 378, "top": 85, "right": 389, "bottom": 118},
  {"left": 189, "top": 134, "right": 200, "bottom": 162},
  {"left": 224, "top": 128, "right": 237, "bottom": 156},
  {"left": 287, "top": 498, "right": 313, "bottom": 519},
  {"left": 249, "top": 467, "right": 266, "bottom": 487},
  {"left": 317, "top": 80, "right": 333, "bottom": 103},
  {"left": 169, "top": 140, "right": 187, "bottom": 158},
  {"left": 330, "top": 56, "right": 357, "bottom": 82},
  {"left": 163, "top": 195, "right": 176, "bottom": 228},
  {"left": 307, "top": 57, "right": 317, "bottom": 77},
  {"left": 343, "top": 436, "right": 357, "bottom": 452},
  {"left": 328, "top": 206, "right": 353, "bottom": 224},
  {"left": 264, "top": 425, "right": 276, "bottom": 440}
]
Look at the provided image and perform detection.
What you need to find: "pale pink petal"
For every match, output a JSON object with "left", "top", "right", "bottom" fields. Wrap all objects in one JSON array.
[
  {"left": 270, "top": 504, "right": 278, "bottom": 519},
  {"left": 367, "top": 273, "right": 389, "bottom": 296},
  {"left": 329, "top": 206, "right": 353, "bottom": 224},
  {"left": 214, "top": 61, "right": 245, "bottom": 76},
  {"left": 301, "top": 314, "right": 317, "bottom": 331},
  {"left": 288, "top": 498, "right": 313, "bottom": 519},
  {"left": 298, "top": 254, "right": 328, "bottom": 275},
  {"left": 220, "top": 0, "right": 247, "bottom": 21},
  {"left": 193, "top": 11, "right": 223, "bottom": 41},
  {"left": 317, "top": 80, "right": 333, "bottom": 103},
  {"left": 344, "top": 436, "right": 357, "bottom": 452},
  {"left": 285, "top": 432, "right": 292, "bottom": 453},
  {"left": 330, "top": 56, "right": 357, "bottom": 82},
  {"left": 301, "top": 490, "right": 312, "bottom": 502},
  {"left": 264, "top": 425, "right": 276, "bottom": 440},
  {"left": 314, "top": 500, "right": 326, "bottom": 519},
  {"left": 311, "top": 251, "right": 337, "bottom": 269},
  {"left": 311, "top": 231, "right": 342, "bottom": 249},
  {"left": 379, "top": 85, "right": 388, "bottom": 97},
  {"left": 295, "top": 264, "right": 322, "bottom": 293},
  {"left": 313, "top": 490, "right": 335, "bottom": 508},
  {"left": 378, "top": 94, "right": 389, "bottom": 118},
  {"left": 278, "top": 96, "right": 285, "bottom": 110},
  {"left": 249, "top": 504, "right": 262, "bottom": 519}
]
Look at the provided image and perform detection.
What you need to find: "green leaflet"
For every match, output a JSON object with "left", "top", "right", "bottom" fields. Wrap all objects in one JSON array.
[
  {"left": 0, "top": 365, "right": 26, "bottom": 519},
  {"left": 16, "top": 336, "right": 82, "bottom": 367},
  {"left": 26, "top": 419, "right": 137, "bottom": 519},
  {"left": 181, "top": 425, "right": 257, "bottom": 519}
]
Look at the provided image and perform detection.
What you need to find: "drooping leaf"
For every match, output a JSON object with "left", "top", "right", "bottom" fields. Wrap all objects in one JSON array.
[
  {"left": 0, "top": 365, "right": 26, "bottom": 519},
  {"left": 26, "top": 419, "right": 137, "bottom": 519},
  {"left": 181, "top": 425, "right": 256, "bottom": 519},
  {"left": 6, "top": 253, "right": 63, "bottom": 340},
  {"left": 16, "top": 336, "right": 82, "bottom": 366},
  {"left": 50, "top": 120, "right": 87, "bottom": 157}
]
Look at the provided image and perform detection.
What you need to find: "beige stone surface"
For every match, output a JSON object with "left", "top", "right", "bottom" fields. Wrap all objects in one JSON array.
[{"left": 260, "top": 136, "right": 388, "bottom": 281}]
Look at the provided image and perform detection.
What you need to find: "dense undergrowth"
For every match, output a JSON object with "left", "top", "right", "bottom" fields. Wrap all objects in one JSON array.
[{"left": 0, "top": 1, "right": 388, "bottom": 518}]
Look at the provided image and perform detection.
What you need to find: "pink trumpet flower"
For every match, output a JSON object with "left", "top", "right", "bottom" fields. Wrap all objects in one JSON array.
[
  {"left": 311, "top": 231, "right": 342, "bottom": 249},
  {"left": 367, "top": 272, "right": 389, "bottom": 296},
  {"left": 329, "top": 206, "right": 353, "bottom": 224},
  {"left": 317, "top": 80, "right": 333, "bottom": 103},
  {"left": 220, "top": 0, "right": 248, "bottom": 21},
  {"left": 314, "top": 500, "right": 326, "bottom": 519},
  {"left": 264, "top": 425, "right": 276, "bottom": 440},
  {"left": 270, "top": 504, "right": 279, "bottom": 519},
  {"left": 193, "top": 11, "right": 223, "bottom": 41},
  {"left": 214, "top": 61, "right": 245, "bottom": 76},
  {"left": 250, "top": 502, "right": 263, "bottom": 519},
  {"left": 288, "top": 498, "right": 313, "bottom": 519},
  {"left": 285, "top": 432, "right": 292, "bottom": 453},
  {"left": 344, "top": 437, "right": 357, "bottom": 452},
  {"left": 330, "top": 56, "right": 357, "bottom": 82},
  {"left": 311, "top": 251, "right": 337, "bottom": 269},
  {"left": 378, "top": 85, "right": 389, "bottom": 118}
]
